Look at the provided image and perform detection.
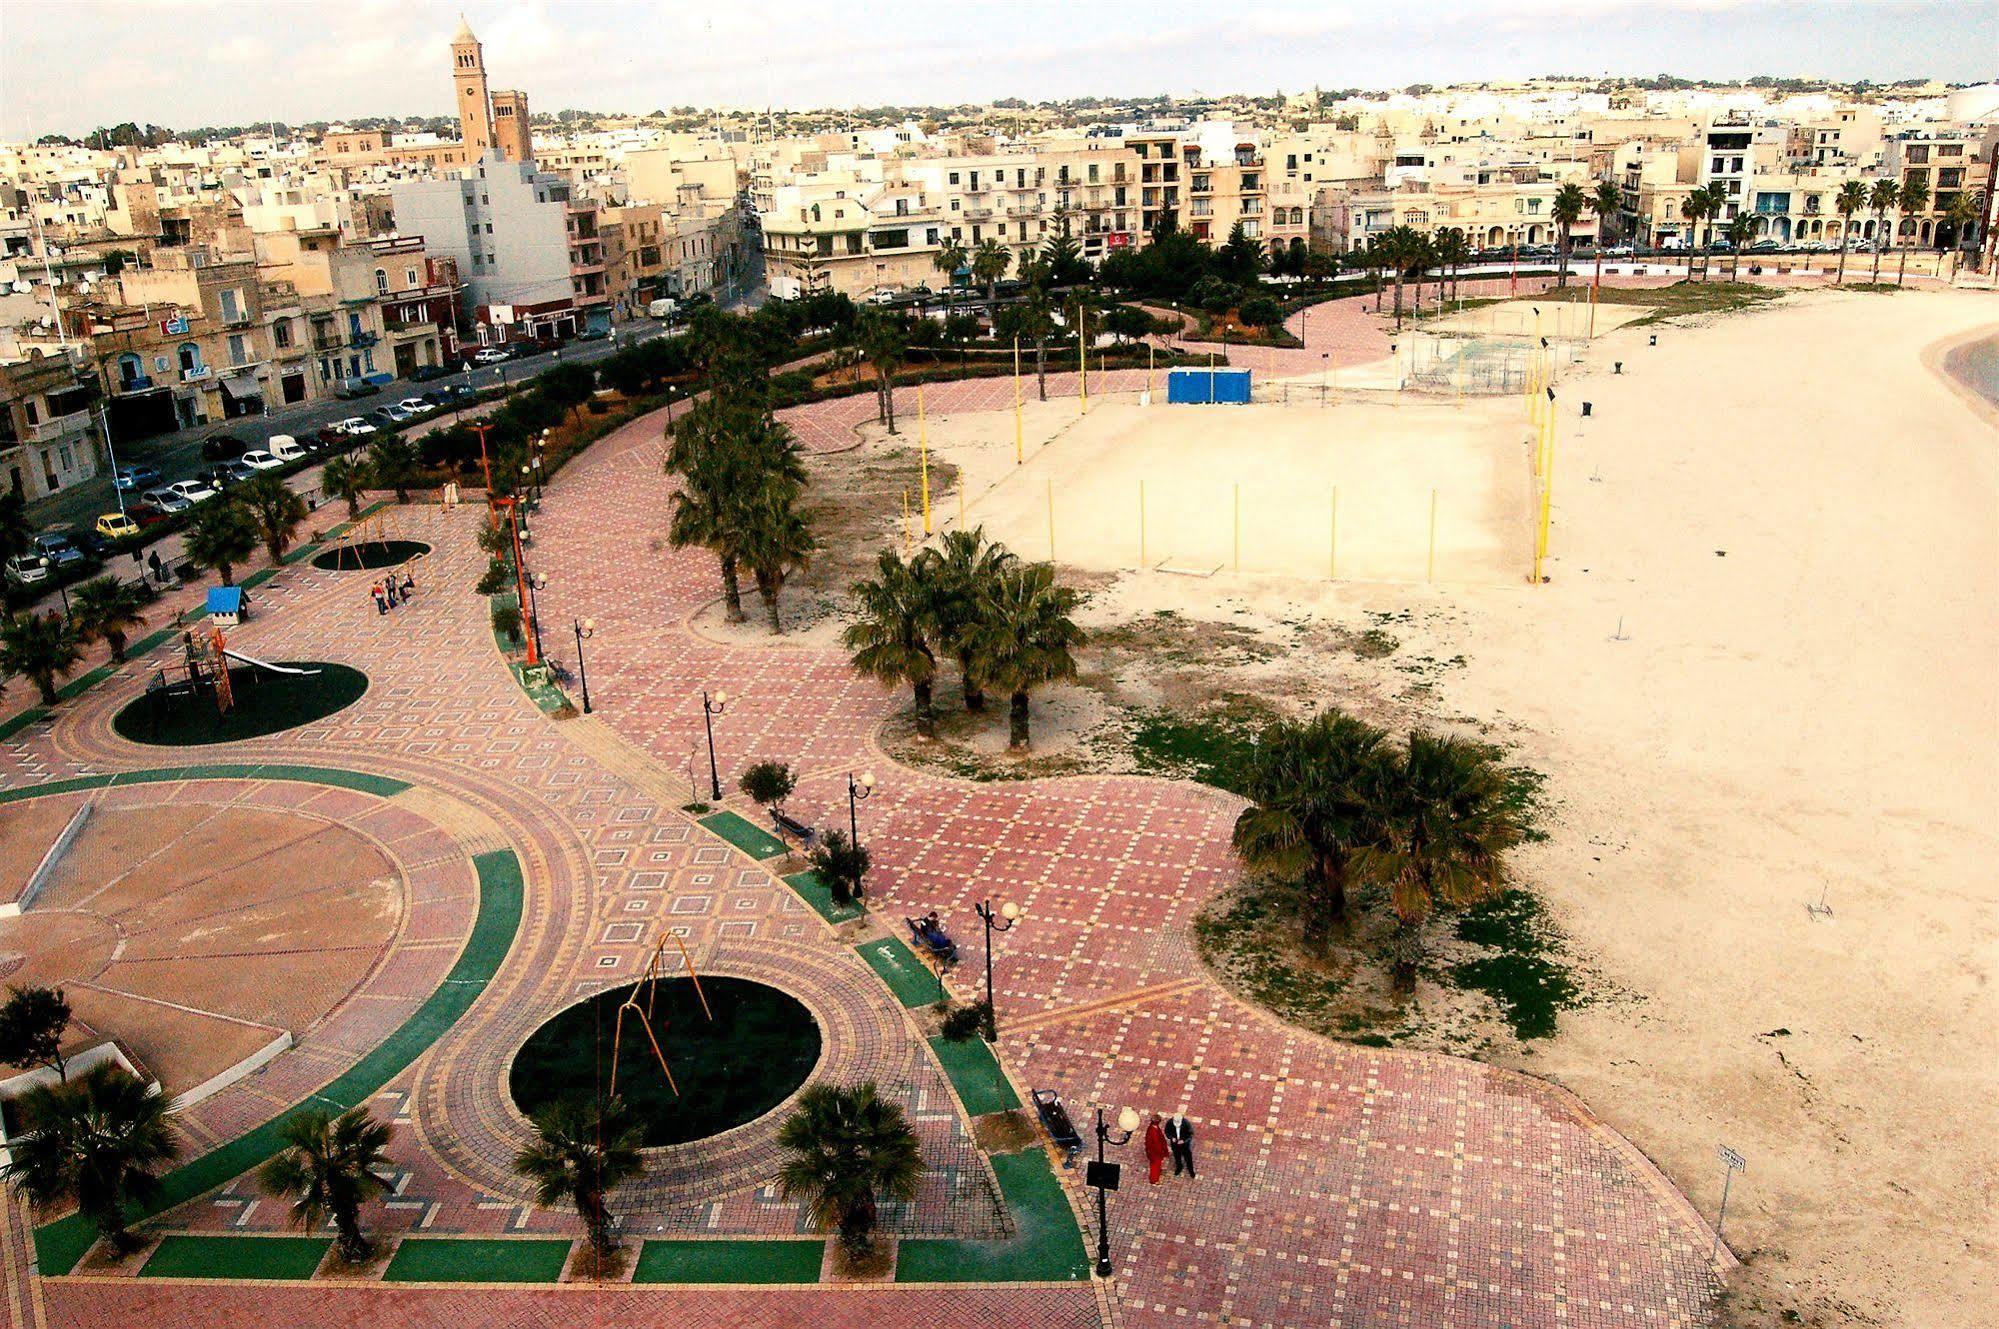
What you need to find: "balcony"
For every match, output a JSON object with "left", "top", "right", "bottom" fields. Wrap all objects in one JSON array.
[
  {"left": 349, "top": 331, "right": 379, "bottom": 348},
  {"left": 112, "top": 374, "right": 155, "bottom": 395},
  {"left": 27, "top": 409, "right": 92, "bottom": 443},
  {"left": 181, "top": 365, "right": 211, "bottom": 382}
]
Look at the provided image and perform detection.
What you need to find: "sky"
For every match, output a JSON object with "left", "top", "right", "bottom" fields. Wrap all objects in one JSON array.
[{"left": 1, "top": 0, "right": 1992, "bottom": 140}]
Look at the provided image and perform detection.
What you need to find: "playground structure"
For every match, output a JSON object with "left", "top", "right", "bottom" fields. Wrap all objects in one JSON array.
[
  {"left": 141, "top": 627, "right": 322, "bottom": 722},
  {"left": 606, "top": 931, "right": 712, "bottom": 1098},
  {"left": 313, "top": 506, "right": 434, "bottom": 574}
]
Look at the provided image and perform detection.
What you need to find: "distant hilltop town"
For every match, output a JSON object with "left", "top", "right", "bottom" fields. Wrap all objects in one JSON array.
[{"left": 0, "top": 23, "right": 1993, "bottom": 497}]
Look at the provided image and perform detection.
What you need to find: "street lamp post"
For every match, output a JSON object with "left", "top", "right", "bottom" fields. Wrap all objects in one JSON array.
[
  {"left": 572, "top": 617, "right": 595, "bottom": 713},
  {"left": 847, "top": 770, "right": 876, "bottom": 892},
  {"left": 526, "top": 572, "right": 546, "bottom": 661},
  {"left": 973, "top": 898, "right": 1021, "bottom": 1040},
  {"left": 1091, "top": 1106, "right": 1141, "bottom": 1279},
  {"left": 700, "top": 689, "right": 730, "bottom": 802}
]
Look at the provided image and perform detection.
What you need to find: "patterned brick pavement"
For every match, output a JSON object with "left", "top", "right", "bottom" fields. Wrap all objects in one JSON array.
[{"left": 4, "top": 283, "right": 1734, "bottom": 1326}]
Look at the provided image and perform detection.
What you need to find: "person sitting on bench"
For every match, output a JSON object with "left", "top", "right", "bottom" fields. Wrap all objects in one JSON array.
[{"left": 914, "top": 911, "right": 958, "bottom": 963}]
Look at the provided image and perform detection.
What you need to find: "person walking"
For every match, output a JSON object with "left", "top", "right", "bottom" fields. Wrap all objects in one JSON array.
[
  {"left": 384, "top": 575, "right": 399, "bottom": 608},
  {"left": 399, "top": 570, "right": 416, "bottom": 601},
  {"left": 1165, "top": 1111, "right": 1196, "bottom": 1178},
  {"left": 371, "top": 581, "right": 388, "bottom": 615},
  {"left": 1144, "top": 1113, "right": 1169, "bottom": 1185}
]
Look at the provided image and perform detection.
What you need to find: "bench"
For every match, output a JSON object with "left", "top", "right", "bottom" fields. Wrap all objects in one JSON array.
[
  {"left": 1031, "top": 1088, "right": 1085, "bottom": 1168},
  {"left": 770, "top": 808, "right": 818, "bottom": 850},
  {"left": 904, "top": 917, "right": 958, "bottom": 966}
]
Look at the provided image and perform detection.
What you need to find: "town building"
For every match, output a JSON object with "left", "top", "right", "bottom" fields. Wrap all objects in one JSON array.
[{"left": 0, "top": 348, "right": 102, "bottom": 500}]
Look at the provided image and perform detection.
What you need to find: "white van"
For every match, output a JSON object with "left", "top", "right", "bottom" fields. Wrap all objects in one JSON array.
[
  {"left": 647, "top": 298, "right": 678, "bottom": 320},
  {"left": 268, "top": 435, "right": 308, "bottom": 463}
]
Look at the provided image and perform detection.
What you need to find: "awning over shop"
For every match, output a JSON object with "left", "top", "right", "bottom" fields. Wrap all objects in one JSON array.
[{"left": 218, "top": 373, "right": 263, "bottom": 401}]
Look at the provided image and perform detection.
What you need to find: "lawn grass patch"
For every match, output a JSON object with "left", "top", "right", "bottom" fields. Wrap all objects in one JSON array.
[
  {"left": 633, "top": 1238, "right": 823, "bottom": 1284},
  {"left": 1447, "top": 889, "right": 1581, "bottom": 1041},
  {"left": 381, "top": 1237, "right": 571, "bottom": 1283},
  {"left": 140, "top": 1234, "right": 331, "bottom": 1280}
]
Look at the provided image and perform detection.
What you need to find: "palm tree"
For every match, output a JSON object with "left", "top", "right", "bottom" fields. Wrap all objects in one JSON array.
[
  {"left": 854, "top": 309, "right": 907, "bottom": 434},
  {"left": 1231, "top": 712, "right": 1392, "bottom": 951},
  {"left": 319, "top": 454, "right": 371, "bottom": 520},
  {"left": 1895, "top": 177, "right": 1929, "bottom": 285},
  {"left": 0, "top": 1062, "right": 179, "bottom": 1254},
  {"left": 366, "top": 436, "right": 420, "bottom": 503},
  {"left": 1941, "top": 190, "right": 1980, "bottom": 276},
  {"left": 667, "top": 404, "right": 803, "bottom": 625},
  {"left": 1551, "top": 183, "right": 1587, "bottom": 288},
  {"left": 1868, "top": 178, "right": 1900, "bottom": 284},
  {"left": 0, "top": 490, "right": 32, "bottom": 567},
  {"left": 1369, "top": 731, "right": 1529, "bottom": 989},
  {"left": 239, "top": 474, "right": 308, "bottom": 566},
  {"left": 1433, "top": 226, "right": 1471, "bottom": 305},
  {"left": 968, "top": 561, "right": 1082, "bottom": 750},
  {"left": 1017, "top": 269, "right": 1055, "bottom": 401},
  {"left": 1, "top": 611, "right": 81, "bottom": 706},
  {"left": 182, "top": 498, "right": 259, "bottom": 587},
  {"left": 1405, "top": 232, "right": 1437, "bottom": 319},
  {"left": 257, "top": 1107, "right": 394, "bottom": 1264},
  {"left": 69, "top": 576, "right": 148, "bottom": 662},
  {"left": 512, "top": 1096, "right": 644, "bottom": 1257},
  {"left": 1376, "top": 226, "right": 1418, "bottom": 330},
  {"left": 920, "top": 526, "right": 1016, "bottom": 712},
  {"left": 932, "top": 239, "right": 967, "bottom": 313},
  {"left": 1725, "top": 213, "right": 1758, "bottom": 282},
  {"left": 970, "top": 238, "right": 1011, "bottom": 306},
  {"left": 776, "top": 1082, "right": 923, "bottom": 1256},
  {"left": 1588, "top": 179, "right": 1621, "bottom": 294},
  {"left": 843, "top": 548, "right": 940, "bottom": 735},
  {"left": 1833, "top": 179, "right": 1869, "bottom": 285},
  {"left": 740, "top": 477, "right": 816, "bottom": 634}
]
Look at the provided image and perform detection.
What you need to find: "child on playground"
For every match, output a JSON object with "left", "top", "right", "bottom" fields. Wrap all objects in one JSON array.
[{"left": 371, "top": 581, "right": 388, "bottom": 614}]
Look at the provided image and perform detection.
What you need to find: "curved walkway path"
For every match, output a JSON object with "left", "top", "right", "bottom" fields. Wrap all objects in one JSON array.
[{"left": 521, "top": 297, "right": 1728, "bottom": 1328}]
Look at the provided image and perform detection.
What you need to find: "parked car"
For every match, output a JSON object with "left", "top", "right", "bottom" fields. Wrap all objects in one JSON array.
[
  {"left": 114, "top": 463, "right": 162, "bottom": 491},
  {"left": 127, "top": 503, "right": 174, "bottom": 530},
  {"left": 139, "top": 487, "right": 193, "bottom": 514},
  {"left": 370, "top": 405, "right": 411, "bottom": 426},
  {"left": 396, "top": 396, "right": 433, "bottom": 415},
  {"left": 33, "top": 532, "right": 86, "bottom": 567},
  {"left": 408, "top": 364, "right": 450, "bottom": 382},
  {"left": 1749, "top": 238, "right": 1782, "bottom": 252},
  {"left": 336, "top": 379, "right": 381, "bottom": 399},
  {"left": 199, "top": 433, "right": 245, "bottom": 462},
  {"left": 202, "top": 465, "right": 242, "bottom": 491},
  {"left": 471, "top": 347, "right": 510, "bottom": 365},
  {"left": 96, "top": 512, "right": 143, "bottom": 541},
  {"left": 238, "top": 449, "right": 284, "bottom": 471},
  {"left": 221, "top": 460, "right": 258, "bottom": 484},
  {"left": 268, "top": 435, "right": 310, "bottom": 463},
  {"left": 71, "top": 528, "right": 119, "bottom": 560},
  {"left": 167, "top": 479, "right": 219, "bottom": 504},
  {"left": 4, "top": 554, "right": 49, "bottom": 586},
  {"left": 328, "top": 416, "right": 379, "bottom": 437}
]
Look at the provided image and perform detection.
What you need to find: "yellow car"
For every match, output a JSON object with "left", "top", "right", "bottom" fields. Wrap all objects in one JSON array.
[{"left": 96, "top": 512, "right": 141, "bottom": 540}]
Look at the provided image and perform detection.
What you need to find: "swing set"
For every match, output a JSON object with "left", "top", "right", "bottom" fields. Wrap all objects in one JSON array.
[{"left": 606, "top": 931, "right": 714, "bottom": 1098}]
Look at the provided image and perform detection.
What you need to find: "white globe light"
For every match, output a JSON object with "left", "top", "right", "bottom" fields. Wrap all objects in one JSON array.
[
  {"left": 714, "top": 690, "right": 729, "bottom": 705},
  {"left": 1000, "top": 900, "right": 1020, "bottom": 922},
  {"left": 1117, "top": 1106, "right": 1141, "bottom": 1134},
  {"left": 582, "top": 617, "right": 596, "bottom": 632},
  {"left": 861, "top": 770, "right": 876, "bottom": 789}
]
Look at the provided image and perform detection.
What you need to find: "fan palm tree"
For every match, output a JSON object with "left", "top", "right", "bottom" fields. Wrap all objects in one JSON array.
[
  {"left": 970, "top": 238, "right": 1011, "bottom": 306},
  {"left": 1433, "top": 227, "right": 1471, "bottom": 306},
  {"left": 1368, "top": 731, "right": 1529, "bottom": 989},
  {"left": 0, "top": 1062, "right": 179, "bottom": 1254},
  {"left": 1725, "top": 213, "right": 1758, "bottom": 282},
  {"left": 1588, "top": 179, "right": 1621, "bottom": 292},
  {"left": 776, "top": 1082, "right": 923, "bottom": 1255},
  {"left": 319, "top": 454, "right": 371, "bottom": 520},
  {"left": 1, "top": 610, "right": 81, "bottom": 706},
  {"left": 1375, "top": 226, "right": 1418, "bottom": 330},
  {"left": 1231, "top": 711, "right": 1392, "bottom": 951},
  {"left": 1833, "top": 179, "right": 1869, "bottom": 285},
  {"left": 932, "top": 240, "right": 967, "bottom": 313},
  {"left": 1405, "top": 232, "right": 1437, "bottom": 319},
  {"left": 366, "top": 435, "right": 420, "bottom": 503},
  {"left": 1551, "top": 183, "right": 1588, "bottom": 288},
  {"left": 512, "top": 1096, "right": 644, "bottom": 1256},
  {"left": 919, "top": 526, "right": 1016, "bottom": 712},
  {"left": 740, "top": 477, "right": 816, "bottom": 634},
  {"left": 844, "top": 548, "right": 940, "bottom": 734},
  {"left": 257, "top": 1107, "right": 395, "bottom": 1264},
  {"left": 854, "top": 308, "right": 907, "bottom": 434},
  {"left": 969, "top": 560, "right": 1083, "bottom": 750},
  {"left": 182, "top": 497, "right": 259, "bottom": 587},
  {"left": 1941, "top": 190, "right": 1980, "bottom": 276},
  {"left": 68, "top": 576, "right": 148, "bottom": 662},
  {"left": 239, "top": 473, "right": 308, "bottom": 566},
  {"left": 1895, "top": 177, "right": 1929, "bottom": 285},
  {"left": 1868, "top": 178, "right": 1900, "bottom": 284},
  {"left": 1018, "top": 269, "right": 1055, "bottom": 401}
]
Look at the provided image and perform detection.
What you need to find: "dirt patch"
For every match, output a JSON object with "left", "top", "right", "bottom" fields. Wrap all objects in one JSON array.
[{"left": 972, "top": 1109, "right": 1041, "bottom": 1155}]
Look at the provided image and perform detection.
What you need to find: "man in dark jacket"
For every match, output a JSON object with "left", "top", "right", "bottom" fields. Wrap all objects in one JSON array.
[{"left": 1165, "top": 1112, "right": 1195, "bottom": 1178}]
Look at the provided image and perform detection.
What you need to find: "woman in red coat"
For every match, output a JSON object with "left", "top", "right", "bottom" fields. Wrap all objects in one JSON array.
[{"left": 1144, "top": 1112, "right": 1169, "bottom": 1184}]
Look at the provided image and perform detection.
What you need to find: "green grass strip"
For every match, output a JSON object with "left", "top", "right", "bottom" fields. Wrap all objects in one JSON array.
[
  {"left": 856, "top": 936, "right": 947, "bottom": 1009},
  {"left": 699, "top": 809, "right": 788, "bottom": 860},
  {"left": 0, "top": 706, "right": 48, "bottom": 742},
  {"left": 632, "top": 1238, "right": 824, "bottom": 1284},
  {"left": 895, "top": 1149, "right": 1088, "bottom": 1284},
  {"left": 782, "top": 870, "right": 864, "bottom": 924},
  {"left": 927, "top": 1036, "right": 1021, "bottom": 1117},
  {"left": 140, "top": 1234, "right": 331, "bottom": 1280},
  {"left": 34, "top": 843, "right": 522, "bottom": 1276},
  {"left": 0, "top": 764, "right": 409, "bottom": 807},
  {"left": 382, "top": 1237, "right": 571, "bottom": 1283}
]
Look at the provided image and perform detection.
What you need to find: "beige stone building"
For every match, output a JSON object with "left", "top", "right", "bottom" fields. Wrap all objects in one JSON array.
[{"left": 0, "top": 348, "right": 101, "bottom": 500}]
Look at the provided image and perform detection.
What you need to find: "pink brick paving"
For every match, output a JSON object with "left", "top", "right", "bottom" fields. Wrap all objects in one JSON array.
[{"left": 2, "top": 283, "right": 1736, "bottom": 1327}]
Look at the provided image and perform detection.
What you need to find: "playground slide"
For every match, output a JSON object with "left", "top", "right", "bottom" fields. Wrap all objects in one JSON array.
[{"left": 221, "top": 650, "right": 321, "bottom": 676}]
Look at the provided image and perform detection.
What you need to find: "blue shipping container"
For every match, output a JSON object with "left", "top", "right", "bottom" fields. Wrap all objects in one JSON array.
[{"left": 1165, "top": 367, "right": 1253, "bottom": 404}]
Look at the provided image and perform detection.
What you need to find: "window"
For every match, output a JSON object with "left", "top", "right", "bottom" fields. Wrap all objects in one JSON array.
[
  {"left": 228, "top": 333, "right": 248, "bottom": 366},
  {"left": 219, "top": 288, "right": 241, "bottom": 321},
  {"left": 273, "top": 319, "right": 293, "bottom": 348},
  {"left": 177, "top": 342, "right": 201, "bottom": 374},
  {"left": 374, "top": 268, "right": 388, "bottom": 294},
  {"left": 406, "top": 266, "right": 419, "bottom": 286},
  {"left": 948, "top": 172, "right": 960, "bottom": 185}
]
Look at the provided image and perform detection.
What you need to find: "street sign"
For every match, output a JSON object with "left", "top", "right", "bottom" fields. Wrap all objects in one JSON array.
[
  {"left": 1712, "top": 1144, "right": 1746, "bottom": 1259},
  {"left": 1084, "top": 1160, "right": 1121, "bottom": 1192},
  {"left": 1718, "top": 1145, "right": 1746, "bottom": 1173}
]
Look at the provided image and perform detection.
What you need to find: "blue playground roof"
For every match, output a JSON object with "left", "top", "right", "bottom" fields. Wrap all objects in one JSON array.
[{"left": 206, "top": 586, "right": 244, "bottom": 614}]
